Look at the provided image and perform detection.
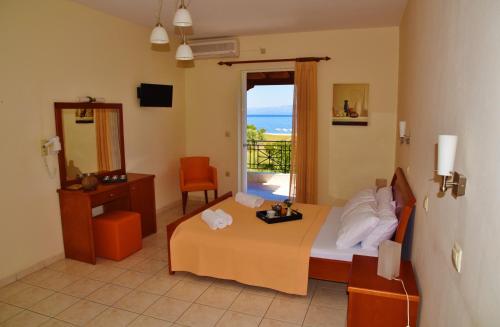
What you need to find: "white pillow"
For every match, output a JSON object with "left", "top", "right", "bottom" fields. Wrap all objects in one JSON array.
[
  {"left": 340, "top": 188, "right": 377, "bottom": 222},
  {"left": 336, "top": 203, "right": 380, "bottom": 249},
  {"left": 376, "top": 186, "right": 393, "bottom": 206},
  {"left": 362, "top": 201, "right": 398, "bottom": 250}
]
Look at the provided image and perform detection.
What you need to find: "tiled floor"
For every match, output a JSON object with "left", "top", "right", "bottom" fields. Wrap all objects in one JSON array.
[{"left": 0, "top": 201, "right": 347, "bottom": 327}]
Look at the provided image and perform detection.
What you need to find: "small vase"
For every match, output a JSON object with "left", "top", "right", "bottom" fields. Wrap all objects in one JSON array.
[
  {"left": 286, "top": 207, "right": 292, "bottom": 216},
  {"left": 81, "top": 173, "right": 98, "bottom": 191}
]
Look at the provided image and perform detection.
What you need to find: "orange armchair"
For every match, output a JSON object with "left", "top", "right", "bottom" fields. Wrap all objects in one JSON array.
[{"left": 179, "top": 156, "right": 218, "bottom": 214}]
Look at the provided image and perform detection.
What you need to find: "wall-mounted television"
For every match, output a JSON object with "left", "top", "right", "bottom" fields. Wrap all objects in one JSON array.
[{"left": 137, "top": 83, "right": 173, "bottom": 107}]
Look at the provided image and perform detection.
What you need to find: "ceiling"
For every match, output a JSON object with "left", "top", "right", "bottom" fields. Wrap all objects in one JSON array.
[{"left": 72, "top": 0, "right": 408, "bottom": 39}]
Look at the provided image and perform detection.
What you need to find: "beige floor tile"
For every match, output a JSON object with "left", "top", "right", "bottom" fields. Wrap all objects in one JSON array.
[
  {"left": 87, "top": 307, "right": 138, "bottom": 326},
  {"left": 216, "top": 311, "right": 261, "bottom": 327},
  {"left": 165, "top": 281, "right": 209, "bottom": 302},
  {"left": 176, "top": 303, "right": 225, "bottom": 327},
  {"left": 274, "top": 292, "right": 312, "bottom": 305},
  {"left": 33, "top": 273, "right": 81, "bottom": 291},
  {"left": 242, "top": 285, "right": 277, "bottom": 298},
  {"left": 212, "top": 279, "right": 245, "bottom": 293},
  {"left": 137, "top": 275, "right": 181, "bottom": 295},
  {"left": 60, "top": 278, "right": 105, "bottom": 298},
  {"left": 22, "top": 268, "right": 60, "bottom": 284},
  {"left": 143, "top": 296, "right": 191, "bottom": 322},
  {"left": 150, "top": 249, "right": 169, "bottom": 262},
  {"left": 113, "top": 290, "right": 160, "bottom": 314},
  {"left": 265, "top": 298, "right": 309, "bottom": 324},
  {"left": 315, "top": 280, "right": 346, "bottom": 292},
  {"left": 259, "top": 318, "right": 301, "bottom": 327},
  {"left": 0, "top": 302, "right": 23, "bottom": 323},
  {"left": 29, "top": 292, "right": 79, "bottom": 316},
  {"left": 47, "top": 259, "right": 96, "bottom": 276},
  {"left": 0, "top": 282, "right": 32, "bottom": 301},
  {"left": 128, "top": 315, "right": 173, "bottom": 326},
  {"left": 182, "top": 274, "right": 215, "bottom": 286},
  {"left": 2, "top": 310, "right": 49, "bottom": 327},
  {"left": 109, "top": 255, "right": 148, "bottom": 270},
  {"left": 303, "top": 305, "right": 346, "bottom": 327},
  {"left": 40, "top": 318, "right": 75, "bottom": 326},
  {"left": 229, "top": 292, "right": 273, "bottom": 317},
  {"left": 310, "top": 287, "right": 347, "bottom": 309},
  {"left": 196, "top": 285, "right": 240, "bottom": 309},
  {"left": 86, "top": 284, "right": 131, "bottom": 305},
  {"left": 133, "top": 246, "right": 161, "bottom": 259},
  {"left": 3, "top": 284, "right": 54, "bottom": 308},
  {"left": 55, "top": 299, "right": 107, "bottom": 326},
  {"left": 130, "top": 259, "right": 167, "bottom": 274},
  {"left": 87, "top": 265, "right": 126, "bottom": 282},
  {"left": 111, "top": 270, "right": 151, "bottom": 288}
]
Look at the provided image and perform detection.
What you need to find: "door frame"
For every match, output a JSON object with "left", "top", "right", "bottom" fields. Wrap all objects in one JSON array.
[{"left": 237, "top": 67, "right": 295, "bottom": 193}]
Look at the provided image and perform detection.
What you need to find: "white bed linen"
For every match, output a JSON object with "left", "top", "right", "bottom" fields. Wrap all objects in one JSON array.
[{"left": 311, "top": 207, "right": 378, "bottom": 261}]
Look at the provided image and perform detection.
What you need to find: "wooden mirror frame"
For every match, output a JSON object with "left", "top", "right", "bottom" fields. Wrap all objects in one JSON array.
[{"left": 54, "top": 102, "right": 126, "bottom": 188}]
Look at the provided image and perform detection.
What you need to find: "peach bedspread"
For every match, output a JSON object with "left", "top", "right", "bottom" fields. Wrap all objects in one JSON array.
[{"left": 170, "top": 197, "right": 330, "bottom": 295}]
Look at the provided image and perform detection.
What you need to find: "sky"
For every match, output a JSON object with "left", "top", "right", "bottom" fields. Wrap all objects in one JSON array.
[{"left": 247, "top": 85, "right": 294, "bottom": 108}]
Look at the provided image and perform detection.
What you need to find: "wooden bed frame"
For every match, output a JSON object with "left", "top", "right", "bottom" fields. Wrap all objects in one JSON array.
[{"left": 166, "top": 167, "right": 415, "bottom": 284}]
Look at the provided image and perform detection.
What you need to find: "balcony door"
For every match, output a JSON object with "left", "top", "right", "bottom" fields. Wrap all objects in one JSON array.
[{"left": 239, "top": 70, "right": 294, "bottom": 201}]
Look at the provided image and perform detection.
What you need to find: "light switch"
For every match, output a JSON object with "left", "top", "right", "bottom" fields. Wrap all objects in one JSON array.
[
  {"left": 225, "top": 171, "right": 230, "bottom": 177},
  {"left": 452, "top": 242, "right": 463, "bottom": 273},
  {"left": 423, "top": 195, "right": 429, "bottom": 212}
]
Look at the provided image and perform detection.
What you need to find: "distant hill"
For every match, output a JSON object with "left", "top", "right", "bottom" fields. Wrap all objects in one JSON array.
[{"left": 247, "top": 105, "right": 292, "bottom": 116}]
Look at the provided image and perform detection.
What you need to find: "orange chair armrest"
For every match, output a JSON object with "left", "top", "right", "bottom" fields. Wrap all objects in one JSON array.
[{"left": 209, "top": 166, "right": 218, "bottom": 188}]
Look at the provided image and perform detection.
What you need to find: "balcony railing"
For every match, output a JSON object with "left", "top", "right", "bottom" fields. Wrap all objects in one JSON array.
[{"left": 247, "top": 140, "right": 291, "bottom": 173}]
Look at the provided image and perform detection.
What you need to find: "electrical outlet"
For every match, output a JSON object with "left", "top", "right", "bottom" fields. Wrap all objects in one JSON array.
[
  {"left": 452, "top": 242, "right": 463, "bottom": 273},
  {"left": 423, "top": 195, "right": 429, "bottom": 212},
  {"left": 41, "top": 140, "right": 48, "bottom": 156}
]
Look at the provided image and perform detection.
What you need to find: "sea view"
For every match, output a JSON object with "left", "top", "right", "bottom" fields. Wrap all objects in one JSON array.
[{"left": 247, "top": 115, "right": 292, "bottom": 134}]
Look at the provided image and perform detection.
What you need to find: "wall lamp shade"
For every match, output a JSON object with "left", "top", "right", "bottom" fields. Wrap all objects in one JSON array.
[
  {"left": 176, "top": 43, "right": 193, "bottom": 60},
  {"left": 173, "top": 8, "right": 192, "bottom": 27},
  {"left": 150, "top": 24, "right": 169, "bottom": 44},
  {"left": 399, "top": 121, "right": 406, "bottom": 138},
  {"left": 437, "top": 134, "right": 466, "bottom": 197},
  {"left": 437, "top": 135, "right": 457, "bottom": 176}
]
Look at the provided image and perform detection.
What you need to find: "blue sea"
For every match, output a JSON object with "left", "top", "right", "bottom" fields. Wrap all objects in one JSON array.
[{"left": 247, "top": 115, "right": 292, "bottom": 134}]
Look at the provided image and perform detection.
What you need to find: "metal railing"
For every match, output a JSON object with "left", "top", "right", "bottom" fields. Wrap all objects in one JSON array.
[{"left": 247, "top": 140, "right": 292, "bottom": 173}]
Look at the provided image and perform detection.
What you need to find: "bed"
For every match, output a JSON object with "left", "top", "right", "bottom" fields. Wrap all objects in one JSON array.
[{"left": 166, "top": 167, "right": 415, "bottom": 294}]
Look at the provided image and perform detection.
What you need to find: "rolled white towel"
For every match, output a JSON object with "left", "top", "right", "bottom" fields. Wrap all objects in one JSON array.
[
  {"left": 235, "top": 192, "right": 265, "bottom": 208},
  {"left": 215, "top": 209, "right": 233, "bottom": 226},
  {"left": 201, "top": 209, "right": 227, "bottom": 230}
]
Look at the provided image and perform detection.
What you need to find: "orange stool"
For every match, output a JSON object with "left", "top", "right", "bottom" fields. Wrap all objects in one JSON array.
[{"left": 93, "top": 211, "right": 142, "bottom": 261}]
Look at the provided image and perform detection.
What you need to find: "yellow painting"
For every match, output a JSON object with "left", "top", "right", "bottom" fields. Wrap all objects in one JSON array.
[{"left": 332, "top": 83, "right": 369, "bottom": 126}]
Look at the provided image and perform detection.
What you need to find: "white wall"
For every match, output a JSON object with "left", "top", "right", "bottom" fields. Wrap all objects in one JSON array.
[
  {"left": 397, "top": 0, "right": 500, "bottom": 325},
  {"left": 0, "top": 0, "right": 185, "bottom": 282}
]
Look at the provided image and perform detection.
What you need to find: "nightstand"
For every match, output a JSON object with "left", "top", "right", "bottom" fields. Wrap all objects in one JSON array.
[{"left": 347, "top": 255, "right": 420, "bottom": 327}]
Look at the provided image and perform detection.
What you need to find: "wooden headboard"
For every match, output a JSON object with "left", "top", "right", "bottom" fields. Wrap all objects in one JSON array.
[{"left": 391, "top": 167, "right": 416, "bottom": 243}]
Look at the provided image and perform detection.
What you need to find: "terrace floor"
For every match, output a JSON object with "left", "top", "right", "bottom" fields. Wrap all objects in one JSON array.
[{"left": 246, "top": 173, "right": 290, "bottom": 201}]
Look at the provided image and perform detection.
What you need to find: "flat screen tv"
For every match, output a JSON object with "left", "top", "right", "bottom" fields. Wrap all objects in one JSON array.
[{"left": 137, "top": 83, "right": 173, "bottom": 107}]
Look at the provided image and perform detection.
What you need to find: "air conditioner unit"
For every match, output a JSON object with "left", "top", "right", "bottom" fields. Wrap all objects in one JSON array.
[{"left": 189, "top": 38, "right": 239, "bottom": 59}]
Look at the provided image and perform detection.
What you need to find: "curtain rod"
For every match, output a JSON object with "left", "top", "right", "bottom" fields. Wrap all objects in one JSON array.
[{"left": 217, "top": 56, "right": 331, "bottom": 67}]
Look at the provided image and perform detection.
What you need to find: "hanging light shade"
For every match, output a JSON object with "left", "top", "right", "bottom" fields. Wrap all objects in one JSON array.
[
  {"left": 173, "top": 0, "right": 192, "bottom": 27},
  {"left": 176, "top": 42, "right": 193, "bottom": 60},
  {"left": 150, "top": 23, "right": 169, "bottom": 44}
]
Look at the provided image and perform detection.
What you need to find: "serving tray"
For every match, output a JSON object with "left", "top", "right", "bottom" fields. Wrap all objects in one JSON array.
[{"left": 256, "top": 210, "right": 303, "bottom": 224}]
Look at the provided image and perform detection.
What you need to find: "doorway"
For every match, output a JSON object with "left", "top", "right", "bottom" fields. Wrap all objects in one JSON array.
[{"left": 239, "top": 70, "right": 294, "bottom": 200}]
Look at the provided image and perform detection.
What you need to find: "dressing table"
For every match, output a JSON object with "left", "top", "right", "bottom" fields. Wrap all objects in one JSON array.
[{"left": 55, "top": 102, "right": 157, "bottom": 264}]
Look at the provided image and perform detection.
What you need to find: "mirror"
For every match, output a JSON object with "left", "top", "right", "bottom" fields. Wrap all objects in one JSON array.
[{"left": 55, "top": 102, "right": 125, "bottom": 187}]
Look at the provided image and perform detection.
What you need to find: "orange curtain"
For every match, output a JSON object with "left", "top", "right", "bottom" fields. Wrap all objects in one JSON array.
[
  {"left": 95, "top": 109, "right": 111, "bottom": 172},
  {"left": 289, "top": 61, "right": 318, "bottom": 204}
]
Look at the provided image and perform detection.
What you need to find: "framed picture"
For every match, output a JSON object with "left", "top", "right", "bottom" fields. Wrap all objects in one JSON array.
[
  {"left": 332, "top": 83, "right": 369, "bottom": 126},
  {"left": 75, "top": 108, "right": 94, "bottom": 124}
]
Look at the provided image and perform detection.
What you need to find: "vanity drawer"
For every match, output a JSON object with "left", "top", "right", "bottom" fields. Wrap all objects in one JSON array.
[{"left": 91, "top": 186, "right": 129, "bottom": 206}]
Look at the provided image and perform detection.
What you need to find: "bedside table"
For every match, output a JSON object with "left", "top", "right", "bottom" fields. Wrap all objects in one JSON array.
[{"left": 347, "top": 255, "right": 420, "bottom": 327}]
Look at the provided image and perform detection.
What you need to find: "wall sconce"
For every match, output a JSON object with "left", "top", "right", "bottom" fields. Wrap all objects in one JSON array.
[
  {"left": 437, "top": 135, "right": 467, "bottom": 197},
  {"left": 399, "top": 121, "right": 410, "bottom": 144}
]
